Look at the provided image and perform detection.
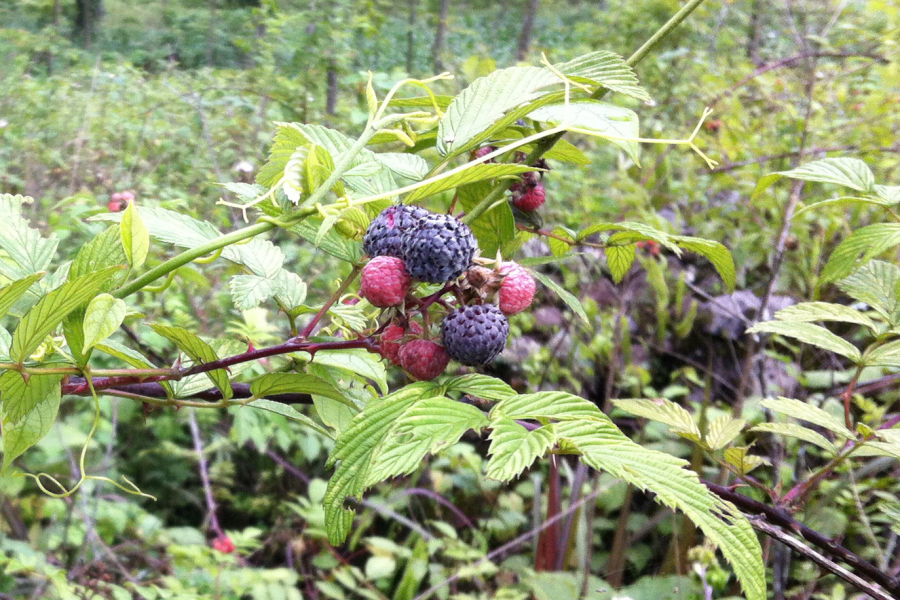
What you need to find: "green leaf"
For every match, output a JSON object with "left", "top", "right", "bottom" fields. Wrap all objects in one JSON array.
[
  {"left": 671, "top": 236, "right": 736, "bottom": 291},
  {"left": 324, "top": 385, "right": 429, "bottom": 543},
  {"left": 0, "top": 273, "right": 44, "bottom": 320},
  {"left": 747, "top": 321, "right": 861, "bottom": 363},
  {"left": 540, "top": 139, "right": 591, "bottom": 165},
  {"left": 773, "top": 301, "right": 877, "bottom": 332},
  {"left": 485, "top": 418, "right": 557, "bottom": 481},
  {"left": 864, "top": 340, "right": 900, "bottom": 368},
  {"left": 437, "top": 66, "right": 559, "bottom": 156},
  {"left": 229, "top": 275, "right": 280, "bottom": 311},
  {"left": 530, "top": 270, "right": 589, "bottom": 326},
  {"left": 68, "top": 225, "right": 129, "bottom": 280},
  {"left": 290, "top": 218, "right": 364, "bottom": 264},
  {"left": 374, "top": 153, "right": 430, "bottom": 181},
  {"left": 10, "top": 267, "right": 123, "bottom": 363},
  {"left": 120, "top": 202, "right": 150, "bottom": 269},
  {"left": 724, "top": 446, "right": 768, "bottom": 474},
  {"left": 875, "top": 185, "right": 900, "bottom": 204},
  {"left": 245, "top": 399, "right": 333, "bottom": 439},
  {"left": 605, "top": 244, "right": 635, "bottom": 283},
  {"left": 547, "top": 227, "right": 574, "bottom": 257},
  {"left": 821, "top": 223, "right": 900, "bottom": 284},
  {"left": 441, "top": 374, "right": 516, "bottom": 400},
  {"left": 457, "top": 181, "right": 516, "bottom": 257},
  {"left": 250, "top": 373, "right": 350, "bottom": 406},
  {"left": 0, "top": 326, "right": 11, "bottom": 360},
  {"left": 491, "top": 391, "right": 603, "bottom": 422},
  {"left": 529, "top": 101, "right": 641, "bottom": 165},
  {"left": 94, "top": 339, "right": 172, "bottom": 396},
  {"left": 794, "top": 195, "right": 894, "bottom": 217},
  {"left": 150, "top": 324, "right": 232, "bottom": 401},
  {"left": 299, "top": 348, "right": 388, "bottom": 395},
  {"left": 82, "top": 294, "right": 127, "bottom": 351},
  {"left": 258, "top": 123, "right": 309, "bottom": 188},
  {"left": 752, "top": 158, "right": 875, "bottom": 201},
  {"left": 760, "top": 397, "right": 854, "bottom": 440},
  {"left": 0, "top": 194, "right": 59, "bottom": 280},
  {"left": 705, "top": 416, "right": 746, "bottom": 451},
  {"left": 837, "top": 261, "right": 900, "bottom": 325},
  {"left": 0, "top": 371, "right": 63, "bottom": 471},
  {"left": 751, "top": 423, "right": 835, "bottom": 453},
  {"left": 405, "top": 164, "right": 539, "bottom": 203},
  {"left": 555, "top": 51, "right": 651, "bottom": 101},
  {"left": 612, "top": 398, "right": 701, "bottom": 443}
]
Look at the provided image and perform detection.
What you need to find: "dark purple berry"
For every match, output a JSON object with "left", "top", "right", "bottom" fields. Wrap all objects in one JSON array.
[
  {"left": 363, "top": 204, "right": 430, "bottom": 258},
  {"left": 401, "top": 213, "right": 478, "bottom": 283},
  {"left": 441, "top": 304, "right": 509, "bottom": 366}
]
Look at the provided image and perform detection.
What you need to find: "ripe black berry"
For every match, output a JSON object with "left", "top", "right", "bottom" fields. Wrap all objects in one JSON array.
[
  {"left": 363, "top": 204, "right": 430, "bottom": 259},
  {"left": 401, "top": 213, "right": 477, "bottom": 283},
  {"left": 441, "top": 304, "right": 509, "bottom": 366}
]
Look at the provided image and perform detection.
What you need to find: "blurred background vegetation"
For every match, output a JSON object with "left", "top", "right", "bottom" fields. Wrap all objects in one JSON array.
[{"left": 1, "top": 1, "right": 899, "bottom": 599}]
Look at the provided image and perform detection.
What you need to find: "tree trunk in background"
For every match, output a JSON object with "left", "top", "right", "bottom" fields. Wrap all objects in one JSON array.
[
  {"left": 747, "top": 0, "right": 764, "bottom": 65},
  {"left": 74, "top": 0, "right": 104, "bottom": 47},
  {"left": 516, "top": 0, "right": 539, "bottom": 62},
  {"left": 406, "top": 0, "right": 417, "bottom": 74},
  {"left": 432, "top": 0, "right": 450, "bottom": 73},
  {"left": 207, "top": 0, "right": 218, "bottom": 67},
  {"left": 326, "top": 65, "right": 338, "bottom": 116}
]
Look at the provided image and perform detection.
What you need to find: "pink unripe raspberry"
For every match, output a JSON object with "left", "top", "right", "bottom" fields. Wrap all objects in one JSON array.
[
  {"left": 399, "top": 339, "right": 450, "bottom": 381},
  {"left": 380, "top": 321, "right": 423, "bottom": 366},
  {"left": 512, "top": 183, "right": 546, "bottom": 212},
  {"left": 498, "top": 262, "right": 536, "bottom": 315},
  {"left": 360, "top": 256, "right": 410, "bottom": 307},
  {"left": 473, "top": 145, "right": 497, "bottom": 162}
]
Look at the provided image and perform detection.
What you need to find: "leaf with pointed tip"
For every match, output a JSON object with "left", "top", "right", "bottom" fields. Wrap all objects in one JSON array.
[
  {"left": 11, "top": 267, "right": 123, "bottom": 363},
  {"left": 774, "top": 301, "right": 877, "bottom": 332},
  {"left": 120, "top": 202, "right": 149, "bottom": 269},
  {"left": 0, "top": 194, "right": 59, "bottom": 280},
  {"left": 530, "top": 270, "right": 589, "bottom": 326},
  {"left": 405, "top": 164, "right": 538, "bottom": 203},
  {"left": 606, "top": 244, "right": 636, "bottom": 283},
  {"left": 95, "top": 339, "right": 172, "bottom": 396},
  {"left": 752, "top": 158, "right": 875, "bottom": 201},
  {"left": 613, "top": 398, "right": 701, "bottom": 442},
  {"left": 556, "top": 51, "right": 651, "bottom": 101},
  {"left": 747, "top": 321, "right": 861, "bottom": 363},
  {"left": 250, "top": 372, "right": 350, "bottom": 406},
  {"left": 0, "top": 273, "right": 44, "bottom": 320},
  {"left": 751, "top": 423, "right": 835, "bottom": 453},
  {"left": 705, "top": 416, "right": 746, "bottom": 451},
  {"left": 485, "top": 418, "right": 557, "bottom": 481},
  {"left": 246, "top": 399, "right": 333, "bottom": 439},
  {"left": 760, "top": 397, "right": 853, "bottom": 440},
  {"left": 442, "top": 374, "right": 516, "bottom": 401},
  {"left": 838, "top": 261, "right": 900, "bottom": 326},
  {"left": 150, "top": 324, "right": 232, "bottom": 401},
  {"left": 82, "top": 294, "right": 127, "bottom": 351},
  {"left": 530, "top": 101, "right": 641, "bottom": 165},
  {"left": 821, "top": 223, "right": 900, "bottom": 284},
  {"left": 671, "top": 236, "right": 736, "bottom": 291}
]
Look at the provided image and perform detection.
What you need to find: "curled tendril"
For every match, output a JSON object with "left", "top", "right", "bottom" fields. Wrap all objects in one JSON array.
[{"left": 19, "top": 372, "right": 156, "bottom": 501}]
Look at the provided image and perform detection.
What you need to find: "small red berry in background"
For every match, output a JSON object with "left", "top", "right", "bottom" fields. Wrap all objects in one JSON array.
[
  {"left": 473, "top": 145, "right": 497, "bottom": 162},
  {"left": 108, "top": 190, "right": 135, "bottom": 212},
  {"left": 704, "top": 119, "right": 722, "bottom": 133},
  {"left": 212, "top": 535, "right": 236, "bottom": 554},
  {"left": 498, "top": 262, "right": 536, "bottom": 315},
  {"left": 399, "top": 339, "right": 450, "bottom": 381},
  {"left": 360, "top": 257, "right": 411, "bottom": 307},
  {"left": 512, "top": 184, "right": 546, "bottom": 212},
  {"left": 380, "top": 321, "right": 423, "bottom": 366},
  {"left": 637, "top": 240, "right": 660, "bottom": 256}
]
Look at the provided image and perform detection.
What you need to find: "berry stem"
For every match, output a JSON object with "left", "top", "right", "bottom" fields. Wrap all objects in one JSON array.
[{"left": 298, "top": 266, "right": 361, "bottom": 339}]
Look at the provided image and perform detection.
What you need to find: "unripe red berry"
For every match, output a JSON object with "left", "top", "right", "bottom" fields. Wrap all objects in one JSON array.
[
  {"left": 399, "top": 339, "right": 450, "bottom": 381},
  {"left": 360, "top": 257, "right": 411, "bottom": 307},
  {"left": 380, "top": 321, "right": 423, "bottom": 366},
  {"left": 512, "top": 184, "right": 546, "bottom": 212},
  {"left": 473, "top": 146, "right": 497, "bottom": 162},
  {"left": 498, "top": 262, "right": 536, "bottom": 315},
  {"left": 212, "top": 535, "right": 236, "bottom": 554}
]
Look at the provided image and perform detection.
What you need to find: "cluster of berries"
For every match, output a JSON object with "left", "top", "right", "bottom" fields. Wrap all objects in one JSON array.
[
  {"left": 359, "top": 204, "right": 536, "bottom": 380},
  {"left": 473, "top": 146, "right": 549, "bottom": 212}
]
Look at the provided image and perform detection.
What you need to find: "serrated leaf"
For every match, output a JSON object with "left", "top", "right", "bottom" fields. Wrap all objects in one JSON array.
[
  {"left": 442, "top": 374, "right": 516, "bottom": 400},
  {"left": 405, "top": 164, "right": 539, "bottom": 203},
  {"left": 838, "top": 261, "right": 900, "bottom": 326},
  {"left": 752, "top": 158, "right": 875, "bottom": 200},
  {"left": 671, "top": 236, "right": 736, "bottom": 290},
  {"left": 0, "top": 326, "right": 11, "bottom": 359},
  {"left": 120, "top": 202, "right": 149, "bottom": 269},
  {"left": 10, "top": 267, "right": 123, "bottom": 363},
  {"left": 457, "top": 181, "right": 516, "bottom": 257},
  {"left": 556, "top": 51, "right": 651, "bottom": 101},
  {"left": 220, "top": 182, "right": 265, "bottom": 199},
  {"left": 324, "top": 386, "right": 429, "bottom": 543},
  {"left": 273, "top": 270, "right": 308, "bottom": 310},
  {"left": 246, "top": 399, "right": 333, "bottom": 439},
  {"left": 751, "top": 423, "right": 835, "bottom": 453},
  {"left": 291, "top": 218, "right": 364, "bottom": 264},
  {"left": 258, "top": 124, "right": 309, "bottom": 188},
  {"left": 774, "top": 302, "right": 877, "bottom": 332},
  {"left": 794, "top": 195, "right": 893, "bottom": 217},
  {"left": 485, "top": 418, "right": 556, "bottom": 481},
  {"left": 723, "top": 446, "right": 767, "bottom": 475},
  {"left": 706, "top": 416, "right": 746, "bottom": 451},
  {"left": 613, "top": 398, "right": 701, "bottom": 442},
  {"left": 606, "top": 244, "right": 635, "bottom": 283},
  {"left": 0, "top": 371, "right": 63, "bottom": 471},
  {"left": 150, "top": 324, "right": 232, "bottom": 401},
  {"left": 250, "top": 372, "right": 350, "bottom": 406},
  {"left": 374, "top": 153, "right": 430, "bottom": 181},
  {"left": 760, "top": 397, "right": 854, "bottom": 439},
  {"left": 95, "top": 339, "right": 172, "bottom": 396},
  {"left": 875, "top": 185, "right": 900, "bottom": 204},
  {"left": 82, "top": 294, "right": 126, "bottom": 351},
  {"left": 229, "top": 275, "right": 280, "bottom": 311},
  {"left": 556, "top": 415, "right": 765, "bottom": 600},
  {"left": 530, "top": 270, "right": 589, "bottom": 326},
  {"left": 580, "top": 221, "right": 680, "bottom": 253},
  {"left": 529, "top": 101, "right": 641, "bottom": 165},
  {"left": 491, "top": 391, "right": 604, "bottom": 422},
  {"left": 437, "top": 66, "right": 559, "bottom": 156},
  {"left": 747, "top": 321, "right": 861, "bottom": 362},
  {"left": 864, "top": 340, "right": 900, "bottom": 368},
  {"left": 0, "top": 273, "right": 44, "bottom": 320},
  {"left": 547, "top": 227, "right": 574, "bottom": 257},
  {"left": 299, "top": 348, "right": 387, "bottom": 395},
  {"left": 821, "top": 223, "right": 900, "bottom": 284},
  {"left": 0, "top": 194, "right": 59, "bottom": 280}
]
